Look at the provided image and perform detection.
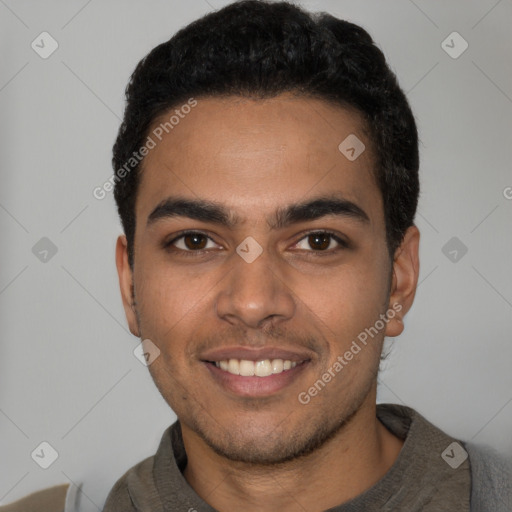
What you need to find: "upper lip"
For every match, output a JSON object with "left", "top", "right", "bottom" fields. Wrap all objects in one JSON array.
[{"left": 199, "top": 346, "right": 314, "bottom": 363}]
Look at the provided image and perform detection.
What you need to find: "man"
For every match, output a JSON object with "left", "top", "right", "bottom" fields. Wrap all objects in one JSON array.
[{"left": 103, "top": 1, "right": 511, "bottom": 510}]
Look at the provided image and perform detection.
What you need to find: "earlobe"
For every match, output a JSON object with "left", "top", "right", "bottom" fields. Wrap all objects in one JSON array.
[
  {"left": 115, "top": 235, "right": 140, "bottom": 337},
  {"left": 385, "top": 225, "right": 420, "bottom": 338}
]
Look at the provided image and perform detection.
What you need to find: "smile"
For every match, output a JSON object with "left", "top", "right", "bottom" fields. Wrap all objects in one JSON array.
[{"left": 211, "top": 358, "right": 301, "bottom": 377}]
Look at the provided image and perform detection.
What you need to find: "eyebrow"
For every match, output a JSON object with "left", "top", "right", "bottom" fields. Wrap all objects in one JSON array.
[{"left": 146, "top": 194, "right": 370, "bottom": 230}]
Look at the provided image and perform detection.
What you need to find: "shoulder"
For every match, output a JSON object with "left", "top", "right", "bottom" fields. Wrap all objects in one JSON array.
[
  {"left": 102, "top": 455, "right": 156, "bottom": 512},
  {"left": 102, "top": 423, "right": 179, "bottom": 511},
  {"left": 463, "top": 441, "right": 512, "bottom": 512}
]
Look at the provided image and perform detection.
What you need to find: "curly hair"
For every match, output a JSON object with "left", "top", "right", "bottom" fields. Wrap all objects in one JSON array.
[{"left": 112, "top": 0, "right": 419, "bottom": 268}]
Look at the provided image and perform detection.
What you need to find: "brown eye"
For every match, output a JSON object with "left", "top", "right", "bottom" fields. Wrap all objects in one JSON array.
[
  {"left": 182, "top": 233, "right": 208, "bottom": 250},
  {"left": 308, "top": 233, "right": 331, "bottom": 251},
  {"left": 165, "top": 231, "right": 219, "bottom": 255},
  {"left": 294, "top": 231, "right": 348, "bottom": 253}
]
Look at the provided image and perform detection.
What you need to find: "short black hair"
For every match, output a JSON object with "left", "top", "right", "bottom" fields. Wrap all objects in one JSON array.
[{"left": 113, "top": 0, "right": 419, "bottom": 268}]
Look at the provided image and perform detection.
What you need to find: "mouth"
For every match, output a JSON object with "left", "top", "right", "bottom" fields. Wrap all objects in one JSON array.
[
  {"left": 199, "top": 347, "right": 313, "bottom": 397},
  {"left": 208, "top": 358, "right": 302, "bottom": 376}
]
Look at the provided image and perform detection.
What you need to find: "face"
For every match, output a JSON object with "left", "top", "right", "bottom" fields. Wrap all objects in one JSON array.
[{"left": 117, "top": 93, "right": 417, "bottom": 464}]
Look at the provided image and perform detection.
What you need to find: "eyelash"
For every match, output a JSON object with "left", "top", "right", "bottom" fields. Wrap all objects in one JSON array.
[{"left": 163, "top": 230, "right": 349, "bottom": 258}]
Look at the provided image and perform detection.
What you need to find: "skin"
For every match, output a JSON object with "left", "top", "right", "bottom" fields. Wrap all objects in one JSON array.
[{"left": 116, "top": 92, "right": 420, "bottom": 512}]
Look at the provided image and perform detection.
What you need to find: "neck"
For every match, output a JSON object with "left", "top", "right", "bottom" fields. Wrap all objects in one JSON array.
[{"left": 182, "top": 390, "right": 404, "bottom": 512}]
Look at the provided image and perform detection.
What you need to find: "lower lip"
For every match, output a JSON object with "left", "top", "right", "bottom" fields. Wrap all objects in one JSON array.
[{"left": 203, "top": 361, "right": 309, "bottom": 397}]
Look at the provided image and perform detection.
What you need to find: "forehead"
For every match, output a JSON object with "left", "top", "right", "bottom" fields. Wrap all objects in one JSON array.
[{"left": 136, "top": 94, "right": 382, "bottom": 228}]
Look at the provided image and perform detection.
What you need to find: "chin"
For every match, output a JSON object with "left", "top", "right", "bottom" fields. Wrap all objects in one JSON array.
[
  {"left": 196, "top": 413, "right": 342, "bottom": 466},
  {"left": 207, "top": 435, "right": 304, "bottom": 465}
]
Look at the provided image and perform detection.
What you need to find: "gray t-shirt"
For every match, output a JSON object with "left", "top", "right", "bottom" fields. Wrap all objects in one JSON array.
[{"left": 102, "top": 403, "right": 471, "bottom": 511}]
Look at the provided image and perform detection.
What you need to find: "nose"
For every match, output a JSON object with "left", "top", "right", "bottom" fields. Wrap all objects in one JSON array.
[{"left": 215, "top": 245, "right": 296, "bottom": 330}]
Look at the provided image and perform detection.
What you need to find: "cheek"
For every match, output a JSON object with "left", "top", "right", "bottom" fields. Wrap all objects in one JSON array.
[
  {"left": 312, "top": 261, "right": 388, "bottom": 328},
  {"left": 134, "top": 263, "right": 207, "bottom": 348},
  {"left": 308, "top": 262, "right": 390, "bottom": 384},
  {"left": 136, "top": 268, "right": 202, "bottom": 394}
]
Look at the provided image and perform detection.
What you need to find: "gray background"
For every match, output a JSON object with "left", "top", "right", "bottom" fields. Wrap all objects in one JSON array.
[{"left": 1, "top": 0, "right": 511, "bottom": 509}]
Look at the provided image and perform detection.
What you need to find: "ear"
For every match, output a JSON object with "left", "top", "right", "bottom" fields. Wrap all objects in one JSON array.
[
  {"left": 385, "top": 225, "right": 420, "bottom": 338},
  {"left": 115, "top": 235, "right": 140, "bottom": 337}
]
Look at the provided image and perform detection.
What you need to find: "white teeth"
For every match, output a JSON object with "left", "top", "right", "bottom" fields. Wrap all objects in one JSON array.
[
  {"left": 271, "top": 359, "right": 284, "bottom": 373},
  {"left": 255, "top": 359, "right": 272, "bottom": 377},
  {"left": 213, "top": 358, "right": 301, "bottom": 377},
  {"left": 239, "top": 360, "right": 255, "bottom": 376},
  {"left": 228, "top": 358, "right": 240, "bottom": 375}
]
